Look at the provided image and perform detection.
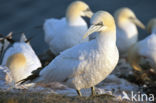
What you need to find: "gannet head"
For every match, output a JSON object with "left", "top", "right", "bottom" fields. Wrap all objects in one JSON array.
[
  {"left": 115, "top": 7, "right": 145, "bottom": 29},
  {"left": 66, "top": 1, "right": 93, "bottom": 22},
  {"left": 6, "top": 53, "right": 26, "bottom": 72},
  {"left": 83, "top": 11, "right": 116, "bottom": 39},
  {"left": 147, "top": 18, "right": 156, "bottom": 33}
]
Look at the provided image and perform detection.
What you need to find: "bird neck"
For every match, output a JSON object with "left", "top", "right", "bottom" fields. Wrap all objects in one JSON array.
[
  {"left": 117, "top": 21, "right": 138, "bottom": 35},
  {"left": 96, "top": 31, "right": 116, "bottom": 47},
  {"left": 66, "top": 9, "right": 82, "bottom": 26},
  {"left": 117, "top": 20, "right": 136, "bottom": 28},
  {"left": 66, "top": 16, "right": 84, "bottom": 26}
]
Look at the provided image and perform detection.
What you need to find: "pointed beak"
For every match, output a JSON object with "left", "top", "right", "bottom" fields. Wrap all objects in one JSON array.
[
  {"left": 132, "top": 18, "right": 145, "bottom": 29},
  {"left": 84, "top": 9, "right": 93, "bottom": 18},
  {"left": 83, "top": 24, "right": 106, "bottom": 39}
]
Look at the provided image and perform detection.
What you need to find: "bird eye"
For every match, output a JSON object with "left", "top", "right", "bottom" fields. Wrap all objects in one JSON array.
[
  {"left": 95, "top": 22, "right": 103, "bottom": 26},
  {"left": 85, "top": 8, "right": 91, "bottom": 12},
  {"left": 129, "top": 16, "right": 134, "bottom": 20}
]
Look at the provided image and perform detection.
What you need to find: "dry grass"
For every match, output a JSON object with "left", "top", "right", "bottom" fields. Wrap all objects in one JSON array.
[{"left": 0, "top": 91, "right": 133, "bottom": 103}]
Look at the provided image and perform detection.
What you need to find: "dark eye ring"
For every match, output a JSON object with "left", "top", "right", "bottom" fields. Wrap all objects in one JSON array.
[
  {"left": 86, "top": 8, "right": 91, "bottom": 11},
  {"left": 129, "top": 16, "right": 134, "bottom": 20},
  {"left": 95, "top": 22, "right": 103, "bottom": 26}
]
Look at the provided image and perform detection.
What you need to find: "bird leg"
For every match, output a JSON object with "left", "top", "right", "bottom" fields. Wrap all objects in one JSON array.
[
  {"left": 76, "top": 90, "right": 82, "bottom": 96},
  {"left": 91, "top": 86, "right": 96, "bottom": 96}
]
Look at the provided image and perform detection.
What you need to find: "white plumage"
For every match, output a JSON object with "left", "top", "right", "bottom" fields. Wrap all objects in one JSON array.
[
  {"left": 128, "top": 18, "right": 156, "bottom": 71},
  {"left": 2, "top": 34, "right": 41, "bottom": 85},
  {"left": 23, "top": 11, "right": 119, "bottom": 96},
  {"left": 114, "top": 8, "right": 145, "bottom": 57},
  {"left": 44, "top": 1, "right": 93, "bottom": 55}
]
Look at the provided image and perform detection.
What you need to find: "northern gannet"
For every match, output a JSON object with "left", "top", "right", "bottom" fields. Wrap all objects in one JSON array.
[
  {"left": 20, "top": 11, "right": 119, "bottom": 96},
  {"left": 2, "top": 34, "right": 42, "bottom": 87},
  {"left": 44, "top": 1, "right": 93, "bottom": 55},
  {"left": 114, "top": 8, "right": 145, "bottom": 57},
  {"left": 128, "top": 18, "right": 156, "bottom": 71}
]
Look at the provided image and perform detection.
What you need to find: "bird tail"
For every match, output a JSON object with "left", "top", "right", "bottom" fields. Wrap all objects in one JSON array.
[{"left": 128, "top": 44, "right": 143, "bottom": 72}]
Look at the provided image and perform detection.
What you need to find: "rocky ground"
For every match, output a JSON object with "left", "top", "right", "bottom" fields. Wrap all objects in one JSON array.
[
  {"left": 0, "top": 58, "right": 155, "bottom": 103},
  {"left": 0, "top": 91, "right": 134, "bottom": 103}
]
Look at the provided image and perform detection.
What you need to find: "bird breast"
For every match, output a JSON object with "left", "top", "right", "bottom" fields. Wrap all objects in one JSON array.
[{"left": 68, "top": 43, "right": 119, "bottom": 90}]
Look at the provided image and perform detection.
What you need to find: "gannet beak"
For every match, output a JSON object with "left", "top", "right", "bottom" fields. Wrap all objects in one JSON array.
[
  {"left": 84, "top": 8, "right": 93, "bottom": 18},
  {"left": 132, "top": 18, "right": 145, "bottom": 29},
  {"left": 83, "top": 24, "right": 107, "bottom": 39}
]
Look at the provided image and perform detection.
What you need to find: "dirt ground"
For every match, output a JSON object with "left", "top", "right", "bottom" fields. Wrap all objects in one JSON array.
[{"left": 0, "top": 91, "right": 133, "bottom": 103}]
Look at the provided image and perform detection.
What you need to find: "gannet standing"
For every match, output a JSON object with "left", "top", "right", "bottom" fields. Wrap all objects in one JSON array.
[
  {"left": 128, "top": 18, "right": 156, "bottom": 71},
  {"left": 2, "top": 34, "right": 41, "bottom": 86},
  {"left": 114, "top": 8, "right": 145, "bottom": 57},
  {"left": 44, "top": 1, "right": 93, "bottom": 55},
  {"left": 20, "top": 11, "right": 119, "bottom": 96}
]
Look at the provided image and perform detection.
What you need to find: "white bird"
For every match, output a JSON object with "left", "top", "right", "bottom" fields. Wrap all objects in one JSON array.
[
  {"left": 128, "top": 18, "right": 156, "bottom": 71},
  {"left": 44, "top": 1, "right": 93, "bottom": 55},
  {"left": 114, "top": 7, "right": 145, "bottom": 57},
  {"left": 20, "top": 11, "right": 119, "bottom": 96},
  {"left": 1, "top": 34, "right": 42, "bottom": 86}
]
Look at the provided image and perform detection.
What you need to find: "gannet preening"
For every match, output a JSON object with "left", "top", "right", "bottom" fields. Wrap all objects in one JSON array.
[
  {"left": 2, "top": 34, "right": 41, "bottom": 87},
  {"left": 19, "top": 11, "right": 119, "bottom": 96},
  {"left": 114, "top": 8, "right": 145, "bottom": 57},
  {"left": 44, "top": 1, "right": 93, "bottom": 55},
  {"left": 128, "top": 18, "right": 156, "bottom": 71}
]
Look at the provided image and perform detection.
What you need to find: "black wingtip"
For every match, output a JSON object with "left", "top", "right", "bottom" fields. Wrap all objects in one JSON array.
[
  {"left": 17, "top": 67, "right": 43, "bottom": 85},
  {"left": 17, "top": 78, "right": 29, "bottom": 84},
  {"left": 17, "top": 73, "right": 39, "bottom": 84}
]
